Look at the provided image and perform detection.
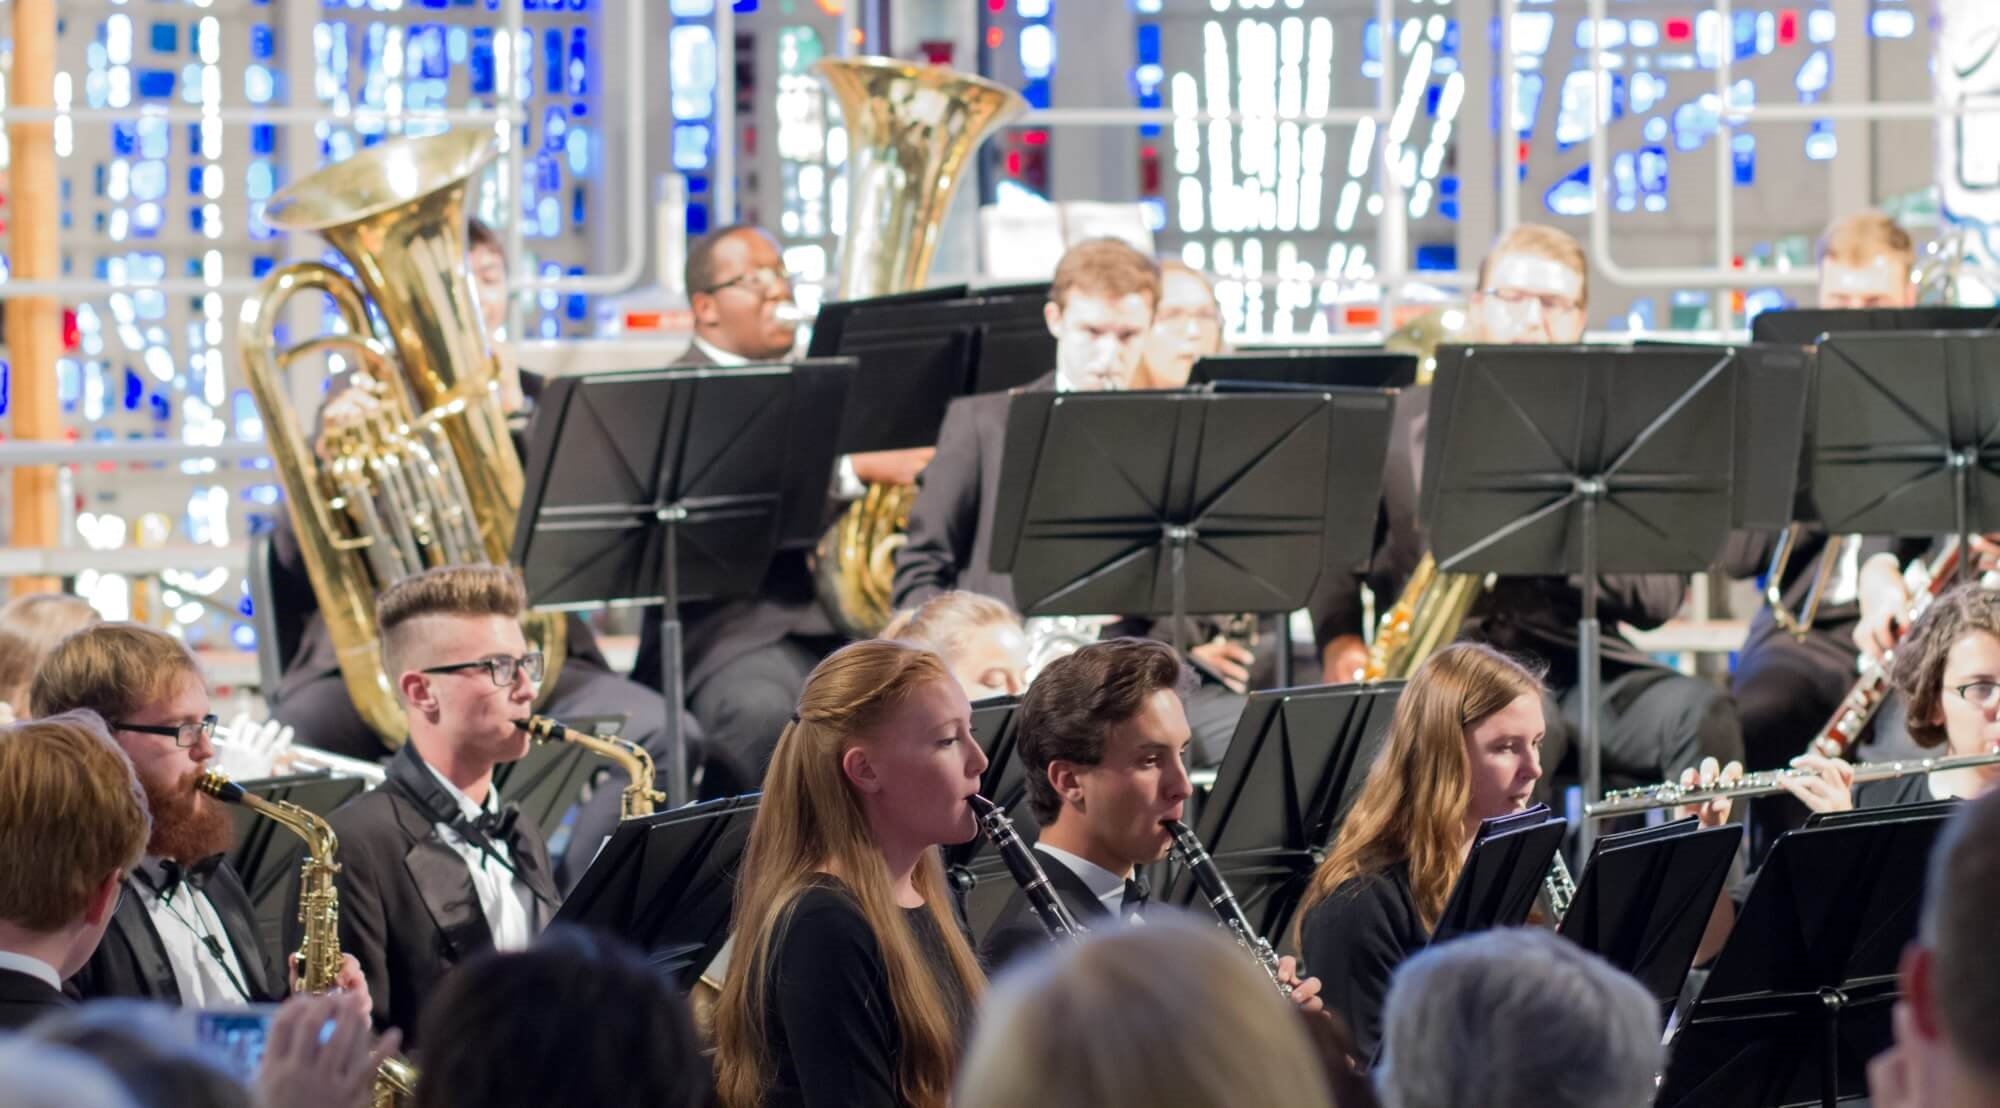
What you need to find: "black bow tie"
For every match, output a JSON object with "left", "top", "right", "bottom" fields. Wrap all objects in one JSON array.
[
  {"left": 153, "top": 855, "right": 224, "bottom": 897},
  {"left": 1120, "top": 875, "right": 1151, "bottom": 915},
  {"left": 458, "top": 804, "right": 519, "bottom": 844}
]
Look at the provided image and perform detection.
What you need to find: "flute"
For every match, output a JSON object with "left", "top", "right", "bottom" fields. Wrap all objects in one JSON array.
[{"left": 1584, "top": 751, "right": 2000, "bottom": 819}]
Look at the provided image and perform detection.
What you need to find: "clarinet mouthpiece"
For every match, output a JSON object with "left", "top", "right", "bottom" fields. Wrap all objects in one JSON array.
[{"left": 968, "top": 794, "right": 998, "bottom": 817}]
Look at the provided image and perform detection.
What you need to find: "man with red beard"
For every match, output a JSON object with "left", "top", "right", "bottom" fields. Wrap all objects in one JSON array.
[{"left": 30, "top": 622, "right": 366, "bottom": 1007}]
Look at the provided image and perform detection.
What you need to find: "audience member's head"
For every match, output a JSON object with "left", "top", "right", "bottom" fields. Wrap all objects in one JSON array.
[
  {"left": 1138, "top": 261, "right": 1223, "bottom": 388},
  {"left": 1375, "top": 928, "right": 1660, "bottom": 1108},
  {"left": 0, "top": 1038, "right": 141, "bottom": 1108},
  {"left": 30, "top": 625, "right": 225, "bottom": 865},
  {"left": 1882, "top": 789, "right": 2000, "bottom": 1099},
  {"left": 415, "top": 927, "right": 708, "bottom": 1108},
  {"left": 376, "top": 565, "right": 538, "bottom": 769},
  {"left": 0, "top": 593, "right": 102, "bottom": 713},
  {"left": 1471, "top": 224, "right": 1589, "bottom": 345},
  {"left": 885, "top": 591, "right": 1030, "bottom": 700},
  {"left": 1819, "top": 210, "right": 1916, "bottom": 310},
  {"left": 28, "top": 1000, "right": 253, "bottom": 1108},
  {"left": 0, "top": 712, "right": 150, "bottom": 979},
  {"left": 686, "top": 223, "right": 796, "bottom": 360},
  {"left": 957, "top": 912, "right": 1334, "bottom": 1108},
  {"left": 1045, "top": 238, "right": 1162, "bottom": 392}
]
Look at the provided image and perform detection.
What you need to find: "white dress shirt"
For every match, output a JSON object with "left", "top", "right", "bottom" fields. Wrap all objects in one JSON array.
[
  {"left": 0, "top": 950, "right": 61, "bottom": 991},
  {"left": 1034, "top": 842, "right": 1132, "bottom": 916},
  {"left": 422, "top": 764, "right": 536, "bottom": 952},
  {"left": 132, "top": 862, "right": 254, "bottom": 1006},
  {"left": 689, "top": 335, "right": 751, "bottom": 367}
]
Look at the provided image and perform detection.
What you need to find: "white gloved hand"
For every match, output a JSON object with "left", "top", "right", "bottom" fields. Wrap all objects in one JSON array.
[{"left": 211, "top": 712, "right": 297, "bottom": 780}]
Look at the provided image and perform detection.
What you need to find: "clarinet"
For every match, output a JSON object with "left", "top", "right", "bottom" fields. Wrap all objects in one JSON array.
[
  {"left": 969, "top": 795, "right": 1085, "bottom": 942},
  {"left": 1163, "top": 819, "right": 1294, "bottom": 998}
]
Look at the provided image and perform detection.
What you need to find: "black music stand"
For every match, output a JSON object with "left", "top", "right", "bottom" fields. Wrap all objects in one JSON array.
[
  {"left": 1751, "top": 306, "right": 2000, "bottom": 344},
  {"left": 225, "top": 773, "right": 369, "bottom": 954},
  {"left": 1806, "top": 331, "right": 2000, "bottom": 583},
  {"left": 1421, "top": 345, "right": 1743, "bottom": 856},
  {"left": 1430, "top": 804, "right": 1568, "bottom": 944},
  {"left": 805, "top": 285, "right": 968, "bottom": 360},
  {"left": 1190, "top": 350, "right": 1418, "bottom": 390},
  {"left": 1160, "top": 681, "right": 1405, "bottom": 945},
  {"left": 1657, "top": 802, "right": 1954, "bottom": 1108},
  {"left": 946, "top": 696, "right": 1039, "bottom": 938},
  {"left": 512, "top": 359, "right": 855, "bottom": 806},
  {"left": 554, "top": 794, "right": 760, "bottom": 988},
  {"left": 991, "top": 389, "right": 1394, "bottom": 654},
  {"left": 1559, "top": 818, "right": 1743, "bottom": 1024}
]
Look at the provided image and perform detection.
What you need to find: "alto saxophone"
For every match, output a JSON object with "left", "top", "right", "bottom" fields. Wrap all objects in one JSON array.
[
  {"left": 197, "top": 771, "right": 418, "bottom": 1107},
  {"left": 516, "top": 715, "right": 664, "bottom": 820}
]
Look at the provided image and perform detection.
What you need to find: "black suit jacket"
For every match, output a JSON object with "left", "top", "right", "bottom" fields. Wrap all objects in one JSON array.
[
  {"left": 306, "top": 744, "right": 559, "bottom": 1043},
  {"left": 893, "top": 372, "right": 1059, "bottom": 611},
  {"left": 979, "top": 848, "right": 1114, "bottom": 972},
  {"left": 629, "top": 342, "right": 839, "bottom": 696},
  {"left": 67, "top": 858, "right": 283, "bottom": 1005},
  {"left": 1308, "top": 381, "right": 1688, "bottom": 685},
  {"left": 0, "top": 967, "right": 72, "bottom": 1031},
  {"left": 271, "top": 369, "right": 609, "bottom": 709}
]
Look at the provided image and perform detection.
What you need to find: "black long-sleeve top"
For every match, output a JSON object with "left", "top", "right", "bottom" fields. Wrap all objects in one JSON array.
[
  {"left": 1296, "top": 863, "right": 1428, "bottom": 1064},
  {"left": 758, "top": 878, "right": 974, "bottom": 1108}
]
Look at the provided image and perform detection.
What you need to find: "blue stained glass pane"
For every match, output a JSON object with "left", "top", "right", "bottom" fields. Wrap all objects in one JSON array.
[
  {"left": 544, "top": 29, "right": 563, "bottom": 96},
  {"left": 1136, "top": 23, "right": 1160, "bottom": 64},
  {"left": 412, "top": 24, "right": 448, "bottom": 78},
  {"left": 251, "top": 25, "right": 275, "bottom": 59},
  {"left": 570, "top": 186, "right": 586, "bottom": 224},
  {"left": 733, "top": 0, "right": 756, "bottom": 10},
  {"left": 251, "top": 124, "right": 277, "bottom": 154},
  {"left": 150, "top": 22, "right": 179, "bottom": 53},
  {"left": 149, "top": 392, "right": 172, "bottom": 421},
  {"left": 252, "top": 256, "right": 276, "bottom": 278},
  {"left": 687, "top": 201, "right": 709, "bottom": 235},
  {"left": 136, "top": 69, "right": 176, "bottom": 99},
  {"left": 0, "top": 361, "right": 9, "bottom": 418},
  {"left": 124, "top": 369, "right": 144, "bottom": 411},
  {"left": 470, "top": 29, "right": 495, "bottom": 95},
  {"left": 112, "top": 122, "right": 139, "bottom": 155},
  {"left": 1415, "top": 244, "right": 1457, "bottom": 271},
  {"left": 542, "top": 106, "right": 567, "bottom": 150},
  {"left": 186, "top": 166, "right": 204, "bottom": 194},
  {"left": 685, "top": 173, "right": 708, "bottom": 194},
  {"left": 1426, "top": 85, "right": 1442, "bottom": 117},
  {"left": 1442, "top": 19, "right": 1460, "bottom": 56},
  {"left": 1732, "top": 131, "right": 1756, "bottom": 185},
  {"left": 567, "top": 28, "right": 589, "bottom": 96},
  {"left": 1024, "top": 78, "right": 1050, "bottom": 109}
]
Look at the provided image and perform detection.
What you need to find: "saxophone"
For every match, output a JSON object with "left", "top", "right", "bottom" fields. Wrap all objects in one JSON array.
[
  {"left": 515, "top": 715, "right": 664, "bottom": 820},
  {"left": 196, "top": 771, "right": 418, "bottom": 1107}
]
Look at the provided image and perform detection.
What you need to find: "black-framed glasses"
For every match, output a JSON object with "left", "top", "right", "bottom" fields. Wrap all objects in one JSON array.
[
  {"left": 112, "top": 714, "right": 219, "bottom": 749},
  {"left": 702, "top": 266, "right": 794, "bottom": 298},
  {"left": 421, "top": 652, "right": 545, "bottom": 688},
  {"left": 1951, "top": 680, "right": 2000, "bottom": 709}
]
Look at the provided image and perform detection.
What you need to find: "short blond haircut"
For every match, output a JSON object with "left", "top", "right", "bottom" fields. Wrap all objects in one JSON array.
[
  {"left": 1477, "top": 224, "right": 1589, "bottom": 311},
  {"left": 1050, "top": 238, "right": 1162, "bottom": 311},
  {"left": 0, "top": 594, "right": 103, "bottom": 711},
  {"left": 377, "top": 564, "right": 529, "bottom": 689},
  {"left": 29, "top": 623, "right": 202, "bottom": 724},
  {"left": 0, "top": 711, "right": 150, "bottom": 931},
  {"left": 883, "top": 591, "right": 1021, "bottom": 666},
  {"left": 956, "top": 913, "right": 1334, "bottom": 1108},
  {"left": 1819, "top": 210, "right": 1915, "bottom": 276}
]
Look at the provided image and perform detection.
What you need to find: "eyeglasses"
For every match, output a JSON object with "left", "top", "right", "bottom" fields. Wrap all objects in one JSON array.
[
  {"left": 113, "top": 714, "right": 219, "bottom": 749},
  {"left": 421, "top": 652, "right": 546, "bottom": 688},
  {"left": 703, "top": 267, "right": 794, "bottom": 298},
  {"left": 1155, "top": 306, "right": 1221, "bottom": 328},
  {"left": 1951, "top": 680, "right": 2000, "bottom": 710},
  {"left": 1482, "top": 287, "right": 1584, "bottom": 317}
]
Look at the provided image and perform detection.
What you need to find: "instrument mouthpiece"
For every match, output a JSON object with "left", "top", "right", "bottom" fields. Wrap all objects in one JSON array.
[
  {"left": 196, "top": 771, "right": 247, "bottom": 804},
  {"left": 514, "top": 716, "right": 562, "bottom": 741},
  {"left": 968, "top": 794, "right": 998, "bottom": 817}
]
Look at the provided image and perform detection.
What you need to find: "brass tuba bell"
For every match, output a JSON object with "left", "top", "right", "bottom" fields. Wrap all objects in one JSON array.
[
  {"left": 237, "top": 129, "right": 565, "bottom": 745},
  {"left": 809, "top": 57, "right": 1028, "bottom": 638}
]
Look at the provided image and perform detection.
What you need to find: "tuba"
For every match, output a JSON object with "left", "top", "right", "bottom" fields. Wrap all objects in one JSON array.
[
  {"left": 237, "top": 129, "right": 564, "bottom": 745},
  {"left": 809, "top": 58, "right": 1029, "bottom": 638},
  {"left": 1360, "top": 306, "right": 1487, "bottom": 681}
]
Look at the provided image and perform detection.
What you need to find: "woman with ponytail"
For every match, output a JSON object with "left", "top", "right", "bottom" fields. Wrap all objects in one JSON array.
[{"left": 713, "top": 640, "right": 989, "bottom": 1108}]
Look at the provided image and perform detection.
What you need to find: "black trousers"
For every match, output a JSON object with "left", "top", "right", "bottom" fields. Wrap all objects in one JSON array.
[
  {"left": 687, "top": 635, "right": 843, "bottom": 775},
  {"left": 1539, "top": 664, "right": 1744, "bottom": 802},
  {"left": 271, "top": 656, "right": 730, "bottom": 889}
]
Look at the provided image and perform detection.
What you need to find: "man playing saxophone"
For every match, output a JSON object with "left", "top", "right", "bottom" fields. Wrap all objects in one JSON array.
[
  {"left": 979, "top": 638, "right": 1323, "bottom": 1016},
  {"left": 30, "top": 623, "right": 369, "bottom": 1009},
  {"left": 1310, "top": 224, "right": 1744, "bottom": 795},
  {"left": 309, "top": 565, "right": 561, "bottom": 1045}
]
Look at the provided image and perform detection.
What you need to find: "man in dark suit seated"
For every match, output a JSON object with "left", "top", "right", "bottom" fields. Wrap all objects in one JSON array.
[
  {"left": 1312, "top": 224, "right": 1743, "bottom": 794},
  {"left": 311, "top": 565, "right": 562, "bottom": 1045},
  {"left": 33, "top": 624, "right": 367, "bottom": 1008},
  {"left": 891, "top": 239, "right": 1247, "bottom": 764},
  {"left": 979, "top": 639, "right": 1320, "bottom": 1014},
  {"left": 0, "top": 712, "right": 150, "bottom": 1030},
  {"left": 631, "top": 223, "right": 930, "bottom": 772}
]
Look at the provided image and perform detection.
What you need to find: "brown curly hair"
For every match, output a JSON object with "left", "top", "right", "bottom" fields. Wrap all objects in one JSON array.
[{"left": 1890, "top": 584, "right": 2000, "bottom": 749}]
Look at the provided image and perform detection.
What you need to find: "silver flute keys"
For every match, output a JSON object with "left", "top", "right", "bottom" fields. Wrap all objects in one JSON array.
[
  {"left": 1584, "top": 751, "right": 2000, "bottom": 819},
  {"left": 1163, "top": 819, "right": 1295, "bottom": 998}
]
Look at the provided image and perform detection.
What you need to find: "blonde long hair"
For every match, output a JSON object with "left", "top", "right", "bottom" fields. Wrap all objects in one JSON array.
[
  {"left": 714, "top": 641, "right": 987, "bottom": 1108},
  {"left": 1294, "top": 643, "right": 1543, "bottom": 936}
]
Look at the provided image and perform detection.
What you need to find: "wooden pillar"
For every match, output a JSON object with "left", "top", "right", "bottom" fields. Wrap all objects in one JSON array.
[{"left": 8, "top": 0, "right": 60, "bottom": 597}]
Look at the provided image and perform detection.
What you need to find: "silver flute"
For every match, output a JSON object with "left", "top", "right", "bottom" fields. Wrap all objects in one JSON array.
[
  {"left": 1163, "top": 819, "right": 1294, "bottom": 998},
  {"left": 1584, "top": 751, "right": 2000, "bottom": 819}
]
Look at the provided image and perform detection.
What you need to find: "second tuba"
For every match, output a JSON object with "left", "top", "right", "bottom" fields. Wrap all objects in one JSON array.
[
  {"left": 238, "top": 129, "right": 564, "bottom": 745},
  {"left": 809, "top": 58, "right": 1028, "bottom": 638}
]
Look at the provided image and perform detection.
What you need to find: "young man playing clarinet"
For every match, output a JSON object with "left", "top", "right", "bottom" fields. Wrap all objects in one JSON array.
[
  {"left": 315, "top": 564, "right": 561, "bottom": 1045},
  {"left": 979, "top": 639, "right": 1322, "bottom": 1014}
]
